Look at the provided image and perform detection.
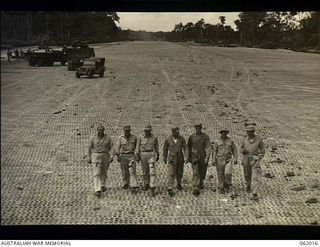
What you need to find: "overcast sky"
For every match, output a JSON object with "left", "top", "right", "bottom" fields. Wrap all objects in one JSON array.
[{"left": 117, "top": 12, "right": 240, "bottom": 32}]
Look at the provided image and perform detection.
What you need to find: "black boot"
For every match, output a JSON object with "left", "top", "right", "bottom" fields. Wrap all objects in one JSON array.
[
  {"left": 198, "top": 181, "right": 204, "bottom": 189},
  {"left": 219, "top": 187, "right": 225, "bottom": 194},
  {"left": 246, "top": 185, "right": 251, "bottom": 193},
  {"left": 131, "top": 188, "right": 138, "bottom": 195},
  {"left": 150, "top": 187, "right": 156, "bottom": 197},
  {"left": 168, "top": 189, "right": 174, "bottom": 196},
  {"left": 143, "top": 184, "right": 150, "bottom": 191},
  {"left": 224, "top": 183, "right": 230, "bottom": 193},
  {"left": 177, "top": 183, "right": 183, "bottom": 191},
  {"left": 193, "top": 189, "right": 200, "bottom": 196}
]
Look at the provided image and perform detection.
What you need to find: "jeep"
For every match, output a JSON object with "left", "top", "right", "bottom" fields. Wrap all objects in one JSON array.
[{"left": 75, "top": 57, "right": 105, "bottom": 78}]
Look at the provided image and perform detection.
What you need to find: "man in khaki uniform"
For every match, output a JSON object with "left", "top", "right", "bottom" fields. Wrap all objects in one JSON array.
[
  {"left": 241, "top": 125, "right": 265, "bottom": 201},
  {"left": 163, "top": 127, "right": 188, "bottom": 196},
  {"left": 114, "top": 125, "right": 139, "bottom": 194},
  {"left": 87, "top": 124, "right": 113, "bottom": 198},
  {"left": 212, "top": 128, "right": 238, "bottom": 194},
  {"left": 135, "top": 124, "right": 159, "bottom": 197},
  {"left": 187, "top": 123, "right": 211, "bottom": 196}
]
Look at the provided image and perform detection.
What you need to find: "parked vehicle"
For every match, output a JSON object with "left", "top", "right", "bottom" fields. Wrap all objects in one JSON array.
[
  {"left": 75, "top": 57, "right": 105, "bottom": 78},
  {"left": 64, "top": 42, "right": 95, "bottom": 71},
  {"left": 28, "top": 47, "right": 67, "bottom": 66}
]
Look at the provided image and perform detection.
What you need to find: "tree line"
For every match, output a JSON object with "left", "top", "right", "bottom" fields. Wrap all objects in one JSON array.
[
  {"left": 168, "top": 12, "right": 320, "bottom": 50},
  {"left": 1, "top": 12, "right": 319, "bottom": 51},
  {"left": 1, "top": 12, "right": 121, "bottom": 46}
]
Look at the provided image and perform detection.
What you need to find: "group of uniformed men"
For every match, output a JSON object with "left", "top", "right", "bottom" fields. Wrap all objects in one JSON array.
[{"left": 87, "top": 123, "right": 265, "bottom": 201}]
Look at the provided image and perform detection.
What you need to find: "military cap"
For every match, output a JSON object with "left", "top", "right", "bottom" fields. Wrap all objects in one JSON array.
[
  {"left": 245, "top": 125, "right": 255, "bottom": 132},
  {"left": 219, "top": 128, "right": 229, "bottom": 133},
  {"left": 144, "top": 124, "right": 152, "bottom": 131},
  {"left": 194, "top": 123, "right": 202, "bottom": 128},
  {"left": 123, "top": 125, "right": 131, "bottom": 131},
  {"left": 97, "top": 124, "right": 105, "bottom": 131},
  {"left": 171, "top": 126, "right": 180, "bottom": 132}
]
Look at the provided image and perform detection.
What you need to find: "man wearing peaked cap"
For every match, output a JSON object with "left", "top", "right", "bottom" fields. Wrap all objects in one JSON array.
[
  {"left": 144, "top": 124, "right": 152, "bottom": 131},
  {"left": 114, "top": 125, "right": 139, "bottom": 194},
  {"left": 194, "top": 123, "right": 202, "bottom": 128},
  {"left": 241, "top": 125, "right": 265, "bottom": 202},
  {"left": 135, "top": 124, "right": 160, "bottom": 197},
  {"left": 87, "top": 124, "right": 113, "bottom": 198},
  {"left": 187, "top": 123, "right": 211, "bottom": 196},
  {"left": 163, "top": 126, "right": 188, "bottom": 196},
  {"left": 245, "top": 125, "right": 255, "bottom": 132},
  {"left": 212, "top": 128, "right": 238, "bottom": 194}
]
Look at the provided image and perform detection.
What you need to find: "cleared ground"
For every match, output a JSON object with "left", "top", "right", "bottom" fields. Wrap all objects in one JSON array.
[{"left": 1, "top": 41, "right": 320, "bottom": 225}]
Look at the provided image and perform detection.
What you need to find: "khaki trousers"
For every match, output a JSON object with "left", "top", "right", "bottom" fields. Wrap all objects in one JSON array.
[
  {"left": 243, "top": 156, "right": 262, "bottom": 194},
  {"left": 91, "top": 153, "right": 110, "bottom": 192},
  {"left": 140, "top": 152, "right": 157, "bottom": 188},
  {"left": 167, "top": 154, "right": 184, "bottom": 190},
  {"left": 191, "top": 157, "right": 207, "bottom": 189},
  {"left": 119, "top": 153, "right": 138, "bottom": 188},
  {"left": 216, "top": 158, "right": 233, "bottom": 189}
]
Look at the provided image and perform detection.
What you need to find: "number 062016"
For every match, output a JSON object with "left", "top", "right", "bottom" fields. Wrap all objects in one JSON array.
[{"left": 300, "top": 241, "right": 318, "bottom": 246}]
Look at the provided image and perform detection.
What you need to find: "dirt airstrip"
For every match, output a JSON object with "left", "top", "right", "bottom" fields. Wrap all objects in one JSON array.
[{"left": 1, "top": 41, "right": 320, "bottom": 225}]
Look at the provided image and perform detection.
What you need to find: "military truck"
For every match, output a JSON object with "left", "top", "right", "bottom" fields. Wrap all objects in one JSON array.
[
  {"left": 75, "top": 57, "right": 105, "bottom": 78},
  {"left": 64, "top": 42, "right": 95, "bottom": 71},
  {"left": 28, "top": 46, "right": 67, "bottom": 66}
]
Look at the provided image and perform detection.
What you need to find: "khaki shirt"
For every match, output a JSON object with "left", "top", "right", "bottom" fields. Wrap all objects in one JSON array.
[
  {"left": 241, "top": 135, "right": 265, "bottom": 158},
  {"left": 212, "top": 137, "right": 238, "bottom": 162},
  {"left": 114, "top": 134, "right": 137, "bottom": 155},
  {"left": 135, "top": 134, "right": 159, "bottom": 154},
  {"left": 88, "top": 134, "right": 112, "bottom": 154},
  {"left": 163, "top": 135, "right": 187, "bottom": 162},
  {"left": 187, "top": 132, "right": 211, "bottom": 160}
]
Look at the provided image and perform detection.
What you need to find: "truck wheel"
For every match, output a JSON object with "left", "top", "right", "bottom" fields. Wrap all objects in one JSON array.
[
  {"left": 88, "top": 71, "right": 93, "bottom": 78},
  {"left": 99, "top": 72, "right": 104, "bottom": 78},
  {"left": 61, "top": 60, "right": 66, "bottom": 66},
  {"left": 75, "top": 72, "right": 80, "bottom": 78}
]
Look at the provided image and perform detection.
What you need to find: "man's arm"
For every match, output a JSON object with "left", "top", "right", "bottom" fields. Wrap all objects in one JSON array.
[
  {"left": 231, "top": 140, "right": 238, "bottom": 163},
  {"left": 182, "top": 137, "right": 188, "bottom": 162},
  {"left": 163, "top": 138, "right": 169, "bottom": 163},
  {"left": 212, "top": 142, "right": 218, "bottom": 162},
  {"left": 240, "top": 138, "right": 247, "bottom": 155},
  {"left": 155, "top": 137, "right": 160, "bottom": 161},
  {"left": 109, "top": 137, "right": 114, "bottom": 162},
  {"left": 205, "top": 135, "right": 211, "bottom": 162},
  {"left": 87, "top": 136, "right": 93, "bottom": 163},
  {"left": 114, "top": 136, "right": 121, "bottom": 162},
  {"left": 258, "top": 138, "right": 265, "bottom": 159},
  {"left": 187, "top": 135, "right": 192, "bottom": 162},
  {"left": 135, "top": 137, "right": 141, "bottom": 161}
]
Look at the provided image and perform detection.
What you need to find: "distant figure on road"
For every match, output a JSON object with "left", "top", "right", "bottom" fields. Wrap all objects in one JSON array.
[
  {"left": 87, "top": 124, "right": 113, "bottom": 198},
  {"left": 163, "top": 126, "right": 188, "bottom": 196},
  {"left": 19, "top": 49, "right": 24, "bottom": 59},
  {"left": 14, "top": 49, "right": 19, "bottom": 61},
  {"left": 241, "top": 125, "right": 265, "bottom": 202},
  {"left": 7, "top": 50, "right": 11, "bottom": 62},
  {"left": 114, "top": 125, "right": 139, "bottom": 194},
  {"left": 212, "top": 128, "right": 238, "bottom": 194},
  {"left": 135, "top": 124, "right": 159, "bottom": 197},
  {"left": 187, "top": 123, "right": 211, "bottom": 196}
]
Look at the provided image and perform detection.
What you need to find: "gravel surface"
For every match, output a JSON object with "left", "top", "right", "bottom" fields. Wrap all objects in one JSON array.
[{"left": 1, "top": 41, "right": 320, "bottom": 225}]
